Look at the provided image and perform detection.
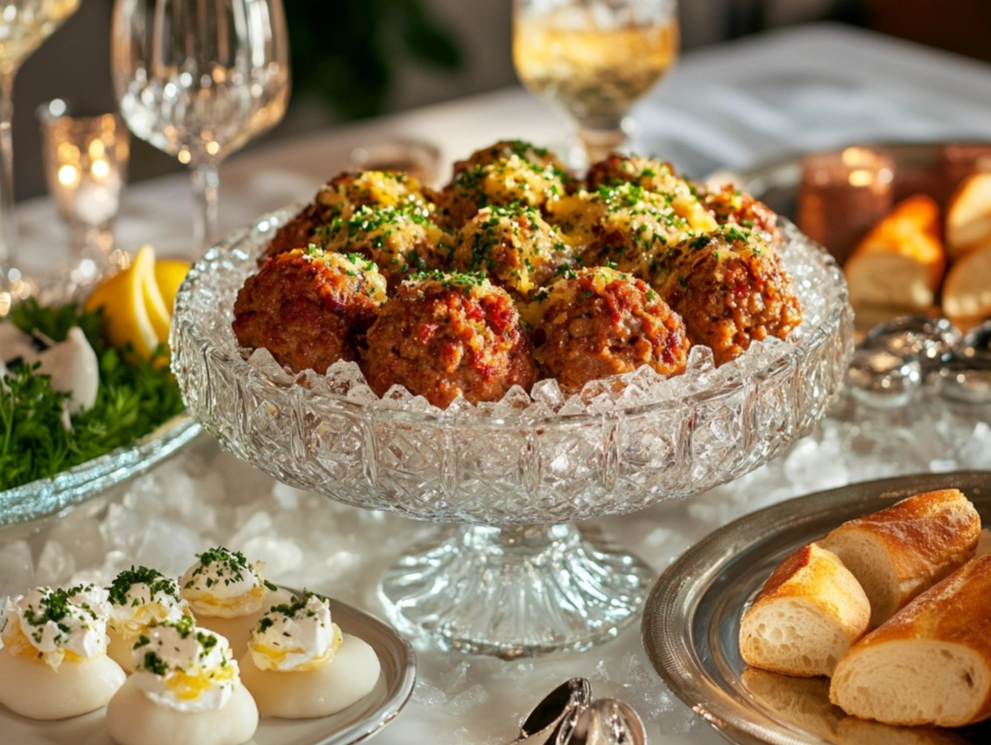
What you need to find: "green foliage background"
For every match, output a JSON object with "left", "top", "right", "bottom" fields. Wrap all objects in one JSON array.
[{"left": 286, "top": 0, "right": 464, "bottom": 120}]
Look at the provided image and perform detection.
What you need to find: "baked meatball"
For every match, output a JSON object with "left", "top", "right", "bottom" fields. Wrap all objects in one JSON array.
[
  {"left": 233, "top": 248, "right": 387, "bottom": 374},
  {"left": 585, "top": 154, "right": 717, "bottom": 232},
  {"left": 655, "top": 227, "right": 803, "bottom": 366},
  {"left": 451, "top": 204, "right": 574, "bottom": 301},
  {"left": 432, "top": 143, "right": 571, "bottom": 229},
  {"left": 266, "top": 170, "right": 430, "bottom": 258},
  {"left": 698, "top": 182, "right": 781, "bottom": 244},
  {"left": 319, "top": 205, "right": 451, "bottom": 290},
  {"left": 525, "top": 266, "right": 690, "bottom": 393},
  {"left": 362, "top": 272, "right": 536, "bottom": 407}
]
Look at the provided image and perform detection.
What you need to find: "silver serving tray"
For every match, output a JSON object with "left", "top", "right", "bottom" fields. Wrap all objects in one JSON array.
[
  {"left": 642, "top": 471, "right": 991, "bottom": 745},
  {"left": 1, "top": 596, "right": 416, "bottom": 745}
]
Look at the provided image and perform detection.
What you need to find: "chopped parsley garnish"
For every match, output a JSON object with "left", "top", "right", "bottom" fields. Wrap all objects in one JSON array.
[{"left": 109, "top": 566, "right": 179, "bottom": 606}]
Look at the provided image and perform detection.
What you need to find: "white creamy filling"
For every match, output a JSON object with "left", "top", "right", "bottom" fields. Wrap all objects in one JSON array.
[
  {"left": 249, "top": 594, "right": 340, "bottom": 672},
  {"left": 180, "top": 547, "right": 268, "bottom": 618},
  {"left": 109, "top": 580, "right": 190, "bottom": 638},
  {"left": 0, "top": 585, "right": 111, "bottom": 669},
  {"left": 132, "top": 619, "right": 237, "bottom": 713}
]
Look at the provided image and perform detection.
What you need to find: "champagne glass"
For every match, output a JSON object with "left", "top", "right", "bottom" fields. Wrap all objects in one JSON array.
[
  {"left": 111, "top": 0, "right": 290, "bottom": 250},
  {"left": 513, "top": 0, "right": 678, "bottom": 167},
  {"left": 0, "top": 0, "right": 81, "bottom": 316}
]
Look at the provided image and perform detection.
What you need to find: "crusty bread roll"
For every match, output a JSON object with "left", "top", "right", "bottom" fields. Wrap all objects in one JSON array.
[
  {"left": 818, "top": 488, "right": 980, "bottom": 627},
  {"left": 946, "top": 171, "right": 991, "bottom": 259},
  {"left": 739, "top": 543, "right": 870, "bottom": 677},
  {"left": 844, "top": 195, "right": 945, "bottom": 314},
  {"left": 830, "top": 553, "right": 991, "bottom": 727},
  {"left": 942, "top": 242, "right": 991, "bottom": 330}
]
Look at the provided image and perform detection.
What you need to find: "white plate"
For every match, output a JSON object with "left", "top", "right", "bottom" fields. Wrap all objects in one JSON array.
[{"left": 0, "top": 597, "right": 417, "bottom": 745}]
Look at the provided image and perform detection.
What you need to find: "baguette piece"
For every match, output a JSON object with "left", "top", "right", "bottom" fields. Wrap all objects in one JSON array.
[
  {"left": 942, "top": 242, "right": 991, "bottom": 329},
  {"left": 739, "top": 543, "right": 870, "bottom": 677},
  {"left": 946, "top": 171, "right": 991, "bottom": 259},
  {"left": 830, "top": 554, "right": 991, "bottom": 727},
  {"left": 844, "top": 195, "right": 945, "bottom": 314},
  {"left": 818, "top": 488, "right": 980, "bottom": 627}
]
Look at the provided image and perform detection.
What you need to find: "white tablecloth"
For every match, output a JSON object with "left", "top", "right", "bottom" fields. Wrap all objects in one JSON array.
[{"left": 7, "top": 22, "right": 991, "bottom": 745}]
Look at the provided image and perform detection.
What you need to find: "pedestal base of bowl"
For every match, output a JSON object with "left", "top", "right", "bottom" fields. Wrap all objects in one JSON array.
[{"left": 378, "top": 523, "right": 654, "bottom": 659}]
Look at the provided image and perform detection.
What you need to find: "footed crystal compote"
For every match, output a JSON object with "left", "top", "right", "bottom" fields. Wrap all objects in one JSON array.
[{"left": 172, "top": 207, "right": 853, "bottom": 658}]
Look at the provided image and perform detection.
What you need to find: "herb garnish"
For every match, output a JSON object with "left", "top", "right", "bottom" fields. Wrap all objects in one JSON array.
[{"left": 0, "top": 300, "right": 185, "bottom": 490}]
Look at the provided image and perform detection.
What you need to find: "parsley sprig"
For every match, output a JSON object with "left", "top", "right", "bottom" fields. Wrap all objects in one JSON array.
[{"left": 0, "top": 300, "right": 185, "bottom": 491}]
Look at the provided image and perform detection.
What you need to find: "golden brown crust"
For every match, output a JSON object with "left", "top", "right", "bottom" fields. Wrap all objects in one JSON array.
[
  {"left": 832, "top": 554, "right": 991, "bottom": 727},
  {"left": 656, "top": 228, "right": 803, "bottom": 366},
  {"left": 361, "top": 274, "right": 536, "bottom": 407},
  {"left": 233, "top": 249, "right": 386, "bottom": 374},
  {"left": 822, "top": 489, "right": 980, "bottom": 611},
  {"left": 526, "top": 267, "right": 690, "bottom": 393}
]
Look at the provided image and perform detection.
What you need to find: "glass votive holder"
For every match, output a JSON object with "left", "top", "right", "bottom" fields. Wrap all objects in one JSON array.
[
  {"left": 349, "top": 138, "right": 442, "bottom": 187},
  {"left": 796, "top": 146, "right": 894, "bottom": 266},
  {"left": 37, "top": 99, "right": 130, "bottom": 289}
]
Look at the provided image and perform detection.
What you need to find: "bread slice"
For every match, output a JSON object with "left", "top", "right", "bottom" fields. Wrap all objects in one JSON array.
[
  {"left": 946, "top": 171, "right": 991, "bottom": 259},
  {"left": 942, "top": 242, "right": 991, "bottom": 330},
  {"left": 818, "top": 488, "right": 980, "bottom": 627},
  {"left": 830, "top": 554, "right": 991, "bottom": 727},
  {"left": 844, "top": 195, "right": 946, "bottom": 314},
  {"left": 739, "top": 543, "right": 870, "bottom": 677}
]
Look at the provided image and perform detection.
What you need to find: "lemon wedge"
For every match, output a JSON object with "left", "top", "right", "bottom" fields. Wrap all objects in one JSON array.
[
  {"left": 155, "top": 258, "right": 192, "bottom": 315},
  {"left": 84, "top": 246, "right": 191, "bottom": 358}
]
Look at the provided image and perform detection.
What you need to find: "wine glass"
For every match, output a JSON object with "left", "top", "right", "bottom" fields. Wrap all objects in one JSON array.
[
  {"left": 512, "top": 0, "right": 678, "bottom": 168},
  {"left": 0, "top": 0, "right": 81, "bottom": 316},
  {"left": 111, "top": 0, "right": 290, "bottom": 250}
]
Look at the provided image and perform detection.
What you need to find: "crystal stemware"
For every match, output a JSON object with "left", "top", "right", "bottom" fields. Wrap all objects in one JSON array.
[
  {"left": 0, "top": 0, "right": 81, "bottom": 316},
  {"left": 111, "top": 0, "right": 290, "bottom": 249},
  {"left": 512, "top": 0, "right": 679, "bottom": 167},
  {"left": 172, "top": 208, "right": 853, "bottom": 659}
]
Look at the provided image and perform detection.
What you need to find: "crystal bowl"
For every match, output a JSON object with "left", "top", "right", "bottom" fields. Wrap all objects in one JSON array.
[{"left": 172, "top": 207, "right": 854, "bottom": 658}]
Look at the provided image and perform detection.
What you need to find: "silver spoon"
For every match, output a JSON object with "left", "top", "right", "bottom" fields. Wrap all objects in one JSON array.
[
  {"left": 566, "top": 698, "right": 647, "bottom": 745},
  {"left": 507, "top": 678, "right": 592, "bottom": 744}
]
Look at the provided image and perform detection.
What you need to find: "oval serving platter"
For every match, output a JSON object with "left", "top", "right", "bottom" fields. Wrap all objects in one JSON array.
[
  {"left": 642, "top": 470, "right": 991, "bottom": 745},
  {"left": 0, "top": 596, "right": 417, "bottom": 745}
]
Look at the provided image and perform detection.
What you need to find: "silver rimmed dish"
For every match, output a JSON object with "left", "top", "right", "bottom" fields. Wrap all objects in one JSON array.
[
  {"left": 0, "top": 413, "right": 200, "bottom": 528},
  {"left": 172, "top": 206, "right": 853, "bottom": 658},
  {"left": 641, "top": 470, "right": 991, "bottom": 745},
  {"left": 0, "top": 595, "right": 416, "bottom": 745}
]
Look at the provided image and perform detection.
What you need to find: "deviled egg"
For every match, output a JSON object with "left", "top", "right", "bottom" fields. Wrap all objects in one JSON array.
[
  {"left": 239, "top": 591, "right": 381, "bottom": 718},
  {"left": 179, "top": 546, "right": 292, "bottom": 655},
  {"left": 0, "top": 584, "right": 125, "bottom": 719},
  {"left": 107, "top": 566, "right": 192, "bottom": 672},
  {"left": 106, "top": 616, "right": 257, "bottom": 745}
]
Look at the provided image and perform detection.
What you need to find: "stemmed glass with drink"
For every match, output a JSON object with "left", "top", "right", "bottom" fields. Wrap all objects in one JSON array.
[
  {"left": 513, "top": 0, "right": 678, "bottom": 167},
  {"left": 0, "top": 0, "right": 81, "bottom": 315},
  {"left": 111, "top": 0, "right": 290, "bottom": 250}
]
